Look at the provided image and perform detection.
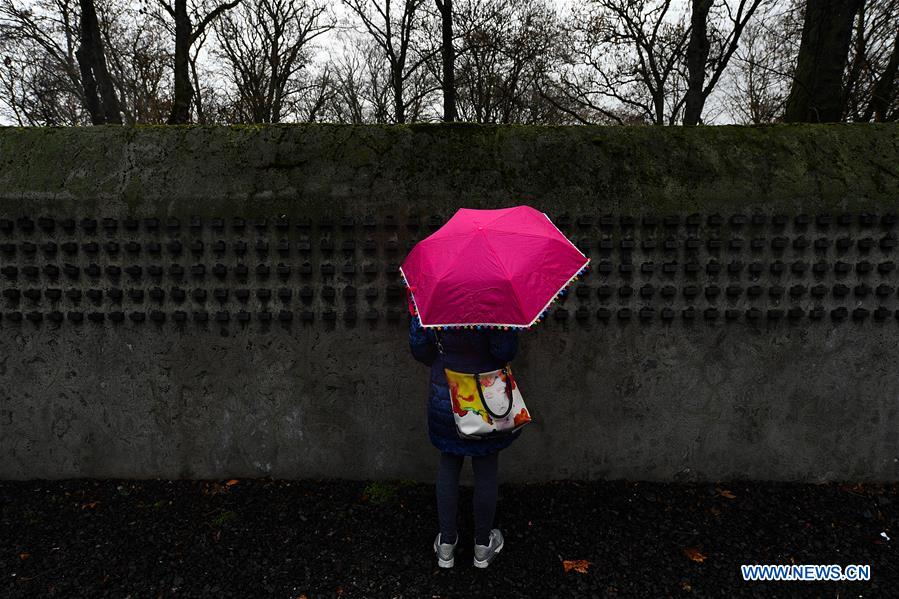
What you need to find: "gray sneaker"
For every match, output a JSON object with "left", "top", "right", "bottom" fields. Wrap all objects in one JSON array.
[
  {"left": 434, "top": 532, "right": 458, "bottom": 568},
  {"left": 472, "top": 528, "right": 504, "bottom": 568}
]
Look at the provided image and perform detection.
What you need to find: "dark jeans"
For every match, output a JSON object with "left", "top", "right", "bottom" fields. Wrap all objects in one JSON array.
[{"left": 435, "top": 450, "right": 499, "bottom": 546}]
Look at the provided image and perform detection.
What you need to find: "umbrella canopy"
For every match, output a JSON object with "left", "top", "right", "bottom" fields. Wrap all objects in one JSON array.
[{"left": 400, "top": 205, "right": 590, "bottom": 329}]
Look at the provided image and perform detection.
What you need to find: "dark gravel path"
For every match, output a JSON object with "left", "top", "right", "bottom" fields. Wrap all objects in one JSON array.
[{"left": 1, "top": 478, "right": 896, "bottom": 598}]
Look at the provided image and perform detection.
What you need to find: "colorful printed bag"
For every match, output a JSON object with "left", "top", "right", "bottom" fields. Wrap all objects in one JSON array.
[{"left": 434, "top": 330, "right": 532, "bottom": 440}]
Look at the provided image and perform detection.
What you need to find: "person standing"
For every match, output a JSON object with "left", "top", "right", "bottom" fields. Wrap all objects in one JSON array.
[{"left": 408, "top": 314, "right": 523, "bottom": 569}]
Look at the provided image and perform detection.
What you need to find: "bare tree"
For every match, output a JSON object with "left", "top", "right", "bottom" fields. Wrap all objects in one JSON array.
[
  {"left": 682, "top": 0, "right": 763, "bottom": 125},
  {"left": 75, "top": 0, "right": 121, "bottom": 123},
  {"left": 842, "top": 0, "right": 899, "bottom": 121},
  {"left": 0, "top": 0, "right": 86, "bottom": 124},
  {"left": 720, "top": 0, "right": 801, "bottom": 123},
  {"left": 867, "top": 28, "right": 899, "bottom": 120},
  {"left": 447, "top": 0, "right": 563, "bottom": 123},
  {"left": 4, "top": 0, "right": 891, "bottom": 127},
  {"left": 341, "top": 0, "right": 440, "bottom": 123},
  {"left": 0, "top": 0, "right": 175, "bottom": 125},
  {"left": 318, "top": 35, "right": 393, "bottom": 123},
  {"left": 322, "top": 41, "right": 371, "bottom": 123},
  {"left": 143, "top": 0, "right": 241, "bottom": 124},
  {"left": 212, "top": 0, "right": 333, "bottom": 123},
  {"left": 722, "top": 29, "right": 783, "bottom": 122},
  {"left": 552, "top": 0, "right": 692, "bottom": 125},
  {"left": 299, "top": 64, "right": 336, "bottom": 121},
  {"left": 0, "top": 52, "right": 83, "bottom": 124},
  {"left": 99, "top": 1, "right": 172, "bottom": 124},
  {"left": 187, "top": 23, "right": 210, "bottom": 121}
]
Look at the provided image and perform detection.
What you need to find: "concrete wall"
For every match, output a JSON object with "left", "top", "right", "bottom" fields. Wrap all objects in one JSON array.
[{"left": 1, "top": 123, "right": 898, "bottom": 483}]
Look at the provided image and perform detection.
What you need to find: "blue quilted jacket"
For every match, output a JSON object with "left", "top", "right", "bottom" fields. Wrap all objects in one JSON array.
[{"left": 408, "top": 315, "right": 523, "bottom": 456}]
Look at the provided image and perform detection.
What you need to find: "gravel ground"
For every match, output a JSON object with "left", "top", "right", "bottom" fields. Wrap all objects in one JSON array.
[{"left": 1, "top": 478, "right": 896, "bottom": 598}]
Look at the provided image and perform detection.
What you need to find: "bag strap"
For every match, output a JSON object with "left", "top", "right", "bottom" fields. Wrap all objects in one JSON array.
[
  {"left": 474, "top": 366, "right": 514, "bottom": 419},
  {"left": 434, "top": 329, "right": 445, "bottom": 355},
  {"left": 436, "top": 328, "right": 514, "bottom": 419}
]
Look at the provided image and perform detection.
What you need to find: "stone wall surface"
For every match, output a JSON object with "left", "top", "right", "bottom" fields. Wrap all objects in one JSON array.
[{"left": 1, "top": 123, "right": 898, "bottom": 483}]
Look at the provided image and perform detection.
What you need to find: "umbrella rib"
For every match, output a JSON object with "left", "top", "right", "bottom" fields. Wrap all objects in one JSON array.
[
  {"left": 434, "top": 230, "right": 481, "bottom": 281},
  {"left": 481, "top": 207, "right": 518, "bottom": 227},
  {"left": 472, "top": 228, "right": 553, "bottom": 240},
  {"left": 525, "top": 256, "right": 588, "bottom": 327},
  {"left": 480, "top": 228, "right": 527, "bottom": 324}
]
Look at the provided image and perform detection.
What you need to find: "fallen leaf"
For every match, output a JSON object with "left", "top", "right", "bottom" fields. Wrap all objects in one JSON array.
[
  {"left": 562, "top": 559, "right": 592, "bottom": 574},
  {"left": 81, "top": 501, "right": 99, "bottom": 509},
  {"left": 840, "top": 483, "right": 866, "bottom": 496},
  {"left": 683, "top": 548, "right": 706, "bottom": 563},
  {"left": 19, "top": 552, "right": 30, "bottom": 560},
  {"left": 202, "top": 483, "right": 228, "bottom": 496},
  {"left": 226, "top": 479, "right": 239, "bottom": 486},
  {"left": 716, "top": 488, "right": 736, "bottom": 499}
]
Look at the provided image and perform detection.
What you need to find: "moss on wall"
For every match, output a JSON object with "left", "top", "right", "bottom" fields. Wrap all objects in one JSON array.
[{"left": 0, "top": 123, "right": 896, "bottom": 218}]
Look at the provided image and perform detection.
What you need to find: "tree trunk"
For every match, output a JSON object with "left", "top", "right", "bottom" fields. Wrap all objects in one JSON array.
[
  {"left": 75, "top": 0, "right": 122, "bottom": 124},
  {"left": 436, "top": 0, "right": 456, "bottom": 122},
  {"left": 392, "top": 68, "right": 405, "bottom": 123},
  {"left": 190, "top": 51, "right": 206, "bottom": 124},
  {"left": 783, "top": 0, "right": 863, "bottom": 123},
  {"left": 683, "top": 0, "right": 713, "bottom": 125},
  {"left": 844, "top": 0, "right": 866, "bottom": 120},
  {"left": 653, "top": 92, "right": 665, "bottom": 125},
  {"left": 866, "top": 29, "right": 899, "bottom": 122},
  {"left": 168, "top": 0, "right": 194, "bottom": 124},
  {"left": 75, "top": 31, "right": 100, "bottom": 123}
]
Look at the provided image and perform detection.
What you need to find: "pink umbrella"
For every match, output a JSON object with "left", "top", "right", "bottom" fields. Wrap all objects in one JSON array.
[{"left": 400, "top": 205, "right": 590, "bottom": 330}]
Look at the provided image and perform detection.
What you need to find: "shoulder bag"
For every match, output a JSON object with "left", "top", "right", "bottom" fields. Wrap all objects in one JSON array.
[{"left": 434, "top": 329, "right": 532, "bottom": 440}]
